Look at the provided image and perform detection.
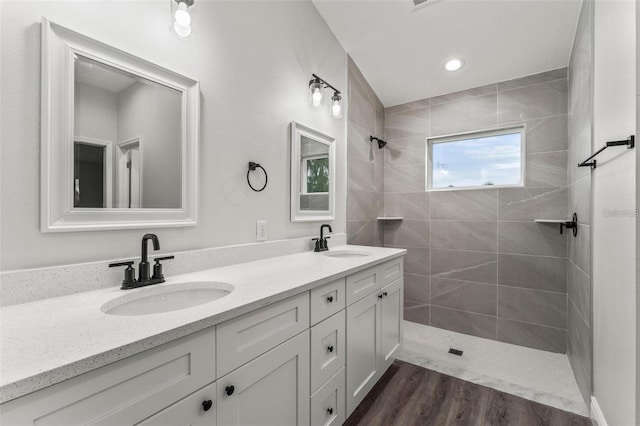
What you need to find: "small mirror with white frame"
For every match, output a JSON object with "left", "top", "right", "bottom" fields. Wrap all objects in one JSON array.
[
  {"left": 290, "top": 122, "right": 335, "bottom": 222},
  {"left": 40, "top": 19, "right": 199, "bottom": 232}
]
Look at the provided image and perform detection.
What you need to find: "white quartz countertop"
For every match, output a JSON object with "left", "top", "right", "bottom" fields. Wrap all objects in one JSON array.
[{"left": 0, "top": 245, "right": 404, "bottom": 403}]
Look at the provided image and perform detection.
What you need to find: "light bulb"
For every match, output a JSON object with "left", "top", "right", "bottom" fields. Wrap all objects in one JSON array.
[
  {"left": 312, "top": 88, "right": 322, "bottom": 107},
  {"left": 175, "top": 4, "right": 191, "bottom": 27},
  {"left": 173, "top": 22, "right": 192, "bottom": 38},
  {"left": 445, "top": 58, "right": 464, "bottom": 71}
]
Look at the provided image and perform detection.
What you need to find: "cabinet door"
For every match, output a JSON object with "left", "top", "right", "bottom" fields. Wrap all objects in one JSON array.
[
  {"left": 379, "top": 278, "right": 403, "bottom": 373},
  {"left": 0, "top": 327, "right": 215, "bottom": 426},
  {"left": 216, "top": 331, "right": 310, "bottom": 426},
  {"left": 136, "top": 382, "right": 216, "bottom": 426},
  {"left": 345, "top": 291, "right": 381, "bottom": 416}
]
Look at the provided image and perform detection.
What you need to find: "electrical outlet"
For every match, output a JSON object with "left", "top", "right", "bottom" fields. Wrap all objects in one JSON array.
[{"left": 256, "top": 221, "right": 267, "bottom": 241}]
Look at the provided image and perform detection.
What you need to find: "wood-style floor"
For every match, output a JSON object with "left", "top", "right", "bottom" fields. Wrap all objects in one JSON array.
[{"left": 344, "top": 360, "right": 591, "bottom": 426}]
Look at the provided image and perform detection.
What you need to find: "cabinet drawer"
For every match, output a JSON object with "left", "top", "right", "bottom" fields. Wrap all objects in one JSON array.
[
  {"left": 310, "top": 310, "right": 345, "bottom": 393},
  {"left": 217, "top": 293, "right": 309, "bottom": 377},
  {"left": 346, "top": 266, "right": 382, "bottom": 305},
  {"left": 380, "top": 257, "right": 403, "bottom": 286},
  {"left": 1, "top": 327, "right": 215, "bottom": 426},
  {"left": 137, "top": 382, "right": 217, "bottom": 426},
  {"left": 310, "top": 278, "right": 345, "bottom": 325},
  {"left": 310, "top": 367, "right": 345, "bottom": 426}
]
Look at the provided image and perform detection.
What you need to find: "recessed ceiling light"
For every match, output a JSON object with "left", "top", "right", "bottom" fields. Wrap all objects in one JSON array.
[{"left": 445, "top": 58, "right": 464, "bottom": 72}]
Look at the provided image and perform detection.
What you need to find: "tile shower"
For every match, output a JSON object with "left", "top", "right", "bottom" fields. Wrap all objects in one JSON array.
[
  {"left": 567, "top": 0, "right": 593, "bottom": 404},
  {"left": 347, "top": 62, "right": 574, "bottom": 354}
]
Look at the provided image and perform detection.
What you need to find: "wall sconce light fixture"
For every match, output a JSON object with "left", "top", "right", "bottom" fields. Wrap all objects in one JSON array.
[
  {"left": 171, "top": 0, "right": 194, "bottom": 39},
  {"left": 309, "top": 74, "right": 342, "bottom": 119}
]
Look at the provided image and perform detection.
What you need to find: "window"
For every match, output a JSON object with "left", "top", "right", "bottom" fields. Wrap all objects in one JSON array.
[
  {"left": 427, "top": 126, "right": 525, "bottom": 190},
  {"left": 302, "top": 156, "right": 329, "bottom": 193}
]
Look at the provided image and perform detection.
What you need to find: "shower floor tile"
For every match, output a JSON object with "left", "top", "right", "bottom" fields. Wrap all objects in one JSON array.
[{"left": 398, "top": 321, "right": 589, "bottom": 417}]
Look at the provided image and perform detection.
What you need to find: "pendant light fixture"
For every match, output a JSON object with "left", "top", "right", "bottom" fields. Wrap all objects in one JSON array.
[
  {"left": 309, "top": 73, "right": 342, "bottom": 119},
  {"left": 171, "top": 0, "right": 194, "bottom": 39}
]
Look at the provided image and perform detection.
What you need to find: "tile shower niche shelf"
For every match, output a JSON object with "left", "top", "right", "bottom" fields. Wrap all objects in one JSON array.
[
  {"left": 377, "top": 217, "right": 403, "bottom": 221},
  {"left": 535, "top": 213, "right": 578, "bottom": 237}
]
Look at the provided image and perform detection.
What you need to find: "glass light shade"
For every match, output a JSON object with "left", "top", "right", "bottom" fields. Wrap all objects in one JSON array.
[
  {"left": 330, "top": 93, "right": 342, "bottom": 119},
  {"left": 309, "top": 80, "right": 324, "bottom": 107},
  {"left": 171, "top": 0, "right": 194, "bottom": 39}
]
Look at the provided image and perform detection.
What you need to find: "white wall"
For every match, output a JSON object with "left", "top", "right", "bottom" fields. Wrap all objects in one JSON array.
[
  {"left": 592, "top": 1, "right": 637, "bottom": 424},
  {"left": 117, "top": 82, "right": 182, "bottom": 209},
  {"left": 0, "top": 1, "right": 347, "bottom": 270},
  {"left": 74, "top": 82, "right": 118, "bottom": 144}
]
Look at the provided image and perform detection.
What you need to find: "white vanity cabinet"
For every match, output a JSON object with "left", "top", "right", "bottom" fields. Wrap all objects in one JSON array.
[
  {"left": 1, "top": 254, "right": 404, "bottom": 426},
  {"left": 345, "top": 257, "right": 404, "bottom": 416},
  {"left": 0, "top": 327, "right": 217, "bottom": 426}
]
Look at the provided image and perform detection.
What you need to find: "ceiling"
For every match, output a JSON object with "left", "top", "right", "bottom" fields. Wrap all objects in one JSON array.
[{"left": 312, "top": 0, "right": 582, "bottom": 107}]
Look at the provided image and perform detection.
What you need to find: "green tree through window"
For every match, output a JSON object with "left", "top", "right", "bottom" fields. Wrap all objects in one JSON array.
[{"left": 306, "top": 158, "right": 329, "bottom": 193}]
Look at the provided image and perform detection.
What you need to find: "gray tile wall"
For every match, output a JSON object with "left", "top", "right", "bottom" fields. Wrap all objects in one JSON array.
[
  {"left": 567, "top": 0, "right": 593, "bottom": 404},
  {"left": 383, "top": 69, "right": 570, "bottom": 353},
  {"left": 347, "top": 57, "right": 385, "bottom": 246}
]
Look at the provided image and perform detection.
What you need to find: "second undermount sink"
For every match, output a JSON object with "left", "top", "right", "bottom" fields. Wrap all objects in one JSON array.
[
  {"left": 323, "top": 250, "right": 372, "bottom": 258},
  {"left": 102, "top": 281, "right": 234, "bottom": 316}
]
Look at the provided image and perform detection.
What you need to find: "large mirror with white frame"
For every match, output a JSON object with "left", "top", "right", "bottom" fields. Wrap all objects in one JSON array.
[
  {"left": 41, "top": 19, "right": 199, "bottom": 232},
  {"left": 290, "top": 122, "right": 335, "bottom": 222}
]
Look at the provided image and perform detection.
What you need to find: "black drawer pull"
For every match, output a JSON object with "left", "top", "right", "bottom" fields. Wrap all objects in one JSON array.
[
  {"left": 383, "top": 291, "right": 388, "bottom": 297},
  {"left": 327, "top": 407, "right": 334, "bottom": 415},
  {"left": 225, "top": 385, "right": 235, "bottom": 396},
  {"left": 327, "top": 296, "right": 334, "bottom": 303},
  {"left": 378, "top": 293, "right": 384, "bottom": 299},
  {"left": 327, "top": 345, "right": 334, "bottom": 353},
  {"left": 202, "top": 400, "right": 213, "bottom": 411}
]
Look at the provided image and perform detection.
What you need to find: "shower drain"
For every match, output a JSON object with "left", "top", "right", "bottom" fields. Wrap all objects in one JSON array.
[{"left": 448, "top": 348, "right": 463, "bottom": 356}]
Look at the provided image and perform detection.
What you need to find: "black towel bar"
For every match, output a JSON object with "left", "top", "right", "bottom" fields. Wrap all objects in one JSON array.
[{"left": 578, "top": 135, "right": 634, "bottom": 169}]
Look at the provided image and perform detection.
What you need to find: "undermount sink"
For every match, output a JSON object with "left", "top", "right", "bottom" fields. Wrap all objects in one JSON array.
[
  {"left": 323, "top": 250, "right": 371, "bottom": 258},
  {"left": 102, "top": 281, "right": 234, "bottom": 316}
]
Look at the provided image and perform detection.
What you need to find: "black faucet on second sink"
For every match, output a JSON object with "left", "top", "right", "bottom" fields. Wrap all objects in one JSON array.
[
  {"left": 313, "top": 224, "right": 332, "bottom": 252},
  {"left": 109, "top": 233, "right": 174, "bottom": 290}
]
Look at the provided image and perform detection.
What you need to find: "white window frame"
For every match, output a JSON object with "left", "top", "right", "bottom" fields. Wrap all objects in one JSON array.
[{"left": 426, "top": 126, "right": 526, "bottom": 191}]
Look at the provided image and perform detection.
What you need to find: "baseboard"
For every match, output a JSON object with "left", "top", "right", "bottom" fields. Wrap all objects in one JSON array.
[{"left": 591, "top": 397, "right": 608, "bottom": 426}]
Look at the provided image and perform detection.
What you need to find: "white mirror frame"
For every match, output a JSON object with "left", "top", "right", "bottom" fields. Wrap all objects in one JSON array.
[
  {"left": 40, "top": 19, "right": 199, "bottom": 232},
  {"left": 290, "top": 122, "right": 335, "bottom": 222}
]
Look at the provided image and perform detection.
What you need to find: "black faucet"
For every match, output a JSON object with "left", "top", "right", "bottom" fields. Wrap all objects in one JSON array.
[
  {"left": 109, "top": 233, "right": 174, "bottom": 290},
  {"left": 313, "top": 224, "right": 332, "bottom": 252},
  {"left": 139, "top": 233, "right": 160, "bottom": 282}
]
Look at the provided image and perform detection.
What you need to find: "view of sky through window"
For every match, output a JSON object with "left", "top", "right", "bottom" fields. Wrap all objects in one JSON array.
[{"left": 430, "top": 130, "right": 523, "bottom": 189}]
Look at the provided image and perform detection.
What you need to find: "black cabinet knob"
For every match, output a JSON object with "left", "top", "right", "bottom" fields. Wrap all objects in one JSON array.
[
  {"left": 327, "top": 407, "right": 334, "bottom": 415},
  {"left": 225, "top": 385, "right": 235, "bottom": 396},
  {"left": 202, "top": 400, "right": 213, "bottom": 412},
  {"left": 327, "top": 345, "right": 334, "bottom": 353},
  {"left": 327, "top": 296, "right": 334, "bottom": 303},
  {"left": 383, "top": 292, "right": 388, "bottom": 297}
]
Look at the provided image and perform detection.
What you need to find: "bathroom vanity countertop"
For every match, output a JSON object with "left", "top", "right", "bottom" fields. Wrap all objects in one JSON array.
[{"left": 0, "top": 245, "right": 404, "bottom": 403}]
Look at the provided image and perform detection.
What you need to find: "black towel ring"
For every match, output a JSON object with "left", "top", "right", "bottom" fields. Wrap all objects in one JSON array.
[{"left": 247, "top": 162, "right": 268, "bottom": 192}]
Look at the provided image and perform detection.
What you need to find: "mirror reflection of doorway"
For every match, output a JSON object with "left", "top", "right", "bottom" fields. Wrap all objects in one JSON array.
[
  {"left": 73, "top": 139, "right": 112, "bottom": 208},
  {"left": 117, "top": 138, "right": 141, "bottom": 208}
]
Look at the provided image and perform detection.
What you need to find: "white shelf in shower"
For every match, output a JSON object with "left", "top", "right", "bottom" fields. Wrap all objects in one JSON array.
[{"left": 377, "top": 216, "right": 403, "bottom": 221}]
